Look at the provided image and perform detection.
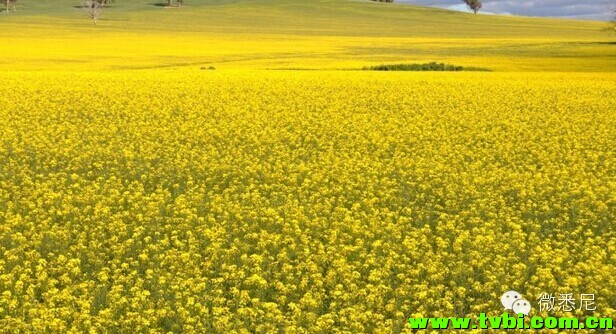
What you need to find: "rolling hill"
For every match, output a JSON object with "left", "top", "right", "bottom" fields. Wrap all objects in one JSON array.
[{"left": 0, "top": 0, "right": 614, "bottom": 71}]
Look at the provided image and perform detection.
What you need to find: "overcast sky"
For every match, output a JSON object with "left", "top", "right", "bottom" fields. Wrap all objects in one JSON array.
[{"left": 399, "top": 0, "right": 615, "bottom": 21}]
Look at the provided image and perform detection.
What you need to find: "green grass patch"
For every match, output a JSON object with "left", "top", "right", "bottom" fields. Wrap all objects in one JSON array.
[{"left": 363, "top": 62, "right": 491, "bottom": 72}]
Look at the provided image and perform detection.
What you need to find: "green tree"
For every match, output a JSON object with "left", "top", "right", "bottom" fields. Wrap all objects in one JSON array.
[
  {"left": 83, "top": 0, "right": 103, "bottom": 24},
  {"left": 463, "top": 0, "right": 482, "bottom": 14},
  {"left": 3, "top": 0, "right": 17, "bottom": 13},
  {"left": 166, "top": 0, "right": 183, "bottom": 7}
]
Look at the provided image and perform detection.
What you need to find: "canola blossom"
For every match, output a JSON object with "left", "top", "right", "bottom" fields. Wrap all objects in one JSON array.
[{"left": 0, "top": 71, "right": 614, "bottom": 332}]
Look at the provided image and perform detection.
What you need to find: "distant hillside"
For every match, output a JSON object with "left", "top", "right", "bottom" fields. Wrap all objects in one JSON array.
[{"left": 0, "top": 0, "right": 613, "bottom": 71}]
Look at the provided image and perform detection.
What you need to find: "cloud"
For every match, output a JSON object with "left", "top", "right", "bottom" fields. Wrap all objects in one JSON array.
[{"left": 398, "top": 0, "right": 614, "bottom": 21}]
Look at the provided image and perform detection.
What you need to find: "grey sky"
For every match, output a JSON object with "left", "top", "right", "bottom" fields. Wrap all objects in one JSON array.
[{"left": 399, "top": 0, "right": 615, "bottom": 21}]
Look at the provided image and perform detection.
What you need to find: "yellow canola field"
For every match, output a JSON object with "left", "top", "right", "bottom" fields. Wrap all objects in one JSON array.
[{"left": 0, "top": 71, "right": 615, "bottom": 333}]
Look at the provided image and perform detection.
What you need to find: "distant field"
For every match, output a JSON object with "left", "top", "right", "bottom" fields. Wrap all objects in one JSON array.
[{"left": 0, "top": 0, "right": 614, "bottom": 71}]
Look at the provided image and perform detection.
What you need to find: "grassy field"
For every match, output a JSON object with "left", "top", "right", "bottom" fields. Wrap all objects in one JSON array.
[
  {"left": 0, "top": 0, "right": 614, "bottom": 71},
  {"left": 1, "top": 1, "right": 615, "bottom": 333}
]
